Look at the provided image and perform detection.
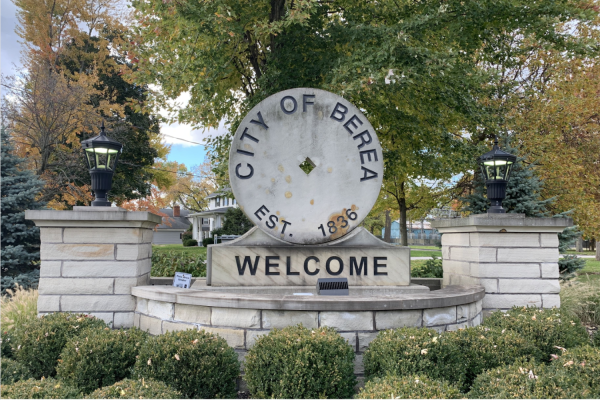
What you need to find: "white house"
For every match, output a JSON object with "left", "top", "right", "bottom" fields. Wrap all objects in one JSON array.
[
  {"left": 188, "top": 189, "right": 238, "bottom": 244},
  {"left": 152, "top": 206, "right": 192, "bottom": 244}
]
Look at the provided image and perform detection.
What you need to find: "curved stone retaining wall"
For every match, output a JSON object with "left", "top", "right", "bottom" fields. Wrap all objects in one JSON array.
[{"left": 132, "top": 285, "right": 484, "bottom": 387}]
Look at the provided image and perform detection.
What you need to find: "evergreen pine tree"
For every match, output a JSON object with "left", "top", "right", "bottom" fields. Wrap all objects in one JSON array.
[{"left": 1, "top": 127, "right": 46, "bottom": 278}]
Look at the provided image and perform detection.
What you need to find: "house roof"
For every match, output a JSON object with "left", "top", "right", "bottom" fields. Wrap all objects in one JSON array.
[
  {"left": 188, "top": 207, "right": 232, "bottom": 217},
  {"left": 206, "top": 187, "right": 232, "bottom": 199},
  {"left": 156, "top": 208, "right": 192, "bottom": 230}
]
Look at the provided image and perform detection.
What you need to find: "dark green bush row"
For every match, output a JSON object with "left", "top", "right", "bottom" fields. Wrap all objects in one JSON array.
[
  {"left": 1, "top": 357, "right": 32, "bottom": 384},
  {"left": 182, "top": 239, "right": 198, "bottom": 247},
  {"left": 364, "top": 326, "right": 539, "bottom": 392},
  {"left": 358, "top": 374, "right": 462, "bottom": 399},
  {"left": 150, "top": 251, "right": 206, "bottom": 277},
  {"left": 56, "top": 327, "right": 148, "bottom": 394},
  {"left": 0, "top": 377, "right": 82, "bottom": 399},
  {"left": 13, "top": 313, "right": 107, "bottom": 379},
  {"left": 411, "top": 256, "right": 443, "bottom": 278},
  {"left": 482, "top": 306, "right": 589, "bottom": 360},
  {"left": 133, "top": 329, "right": 240, "bottom": 399},
  {"left": 87, "top": 378, "right": 182, "bottom": 399},
  {"left": 1, "top": 329, "right": 15, "bottom": 359},
  {"left": 469, "top": 346, "right": 600, "bottom": 398}
]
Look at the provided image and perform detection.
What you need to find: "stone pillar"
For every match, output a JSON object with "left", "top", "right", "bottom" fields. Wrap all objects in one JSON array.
[
  {"left": 431, "top": 214, "right": 571, "bottom": 316},
  {"left": 26, "top": 206, "right": 162, "bottom": 328}
]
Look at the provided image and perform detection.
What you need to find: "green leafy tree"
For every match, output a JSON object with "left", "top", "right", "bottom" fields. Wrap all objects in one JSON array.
[
  {"left": 1, "top": 128, "right": 46, "bottom": 279},
  {"left": 212, "top": 207, "right": 254, "bottom": 236}
]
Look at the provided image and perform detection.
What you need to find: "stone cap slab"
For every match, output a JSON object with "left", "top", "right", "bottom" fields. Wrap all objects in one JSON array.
[
  {"left": 132, "top": 285, "right": 484, "bottom": 311},
  {"left": 431, "top": 214, "right": 572, "bottom": 233},
  {"left": 26, "top": 208, "right": 162, "bottom": 228}
]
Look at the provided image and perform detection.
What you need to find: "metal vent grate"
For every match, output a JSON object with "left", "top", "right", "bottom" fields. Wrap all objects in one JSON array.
[{"left": 317, "top": 278, "right": 349, "bottom": 296}]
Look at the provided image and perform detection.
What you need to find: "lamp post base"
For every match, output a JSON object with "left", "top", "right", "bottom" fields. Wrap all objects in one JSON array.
[
  {"left": 487, "top": 205, "right": 506, "bottom": 214},
  {"left": 91, "top": 199, "right": 111, "bottom": 207}
]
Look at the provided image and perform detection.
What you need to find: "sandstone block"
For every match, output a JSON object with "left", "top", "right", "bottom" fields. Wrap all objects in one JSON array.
[
  {"left": 320, "top": 311, "right": 374, "bottom": 331},
  {"left": 40, "top": 228, "right": 63, "bottom": 243},
  {"left": 540, "top": 234, "right": 559, "bottom": 248},
  {"left": 423, "top": 306, "right": 456, "bottom": 326},
  {"left": 61, "top": 295, "right": 136, "bottom": 312},
  {"left": 262, "top": 310, "right": 318, "bottom": 329},
  {"left": 147, "top": 300, "right": 173, "bottom": 320},
  {"left": 63, "top": 228, "right": 146, "bottom": 244},
  {"left": 39, "top": 278, "right": 114, "bottom": 295},
  {"left": 116, "top": 244, "right": 152, "bottom": 261},
  {"left": 442, "top": 260, "right": 470, "bottom": 276},
  {"left": 174, "top": 304, "right": 211, "bottom": 324},
  {"left": 246, "top": 330, "right": 269, "bottom": 349},
  {"left": 139, "top": 314, "right": 162, "bottom": 335},
  {"left": 469, "top": 313, "right": 482, "bottom": 327},
  {"left": 340, "top": 332, "right": 357, "bottom": 351},
  {"left": 142, "top": 229, "right": 154, "bottom": 243},
  {"left": 62, "top": 260, "right": 146, "bottom": 277},
  {"left": 88, "top": 312, "right": 114, "bottom": 326},
  {"left": 449, "top": 247, "right": 496, "bottom": 262},
  {"left": 476, "top": 300, "right": 483, "bottom": 314},
  {"left": 441, "top": 233, "right": 470, "bottom": 246},
  {"left": 357, "top": 332, "right": 378, "bottom": 352},
  {"left": 541, "top": 263, "right": 559, "bottom": 278},
  {"left": 354, "top": 354, "right": 364, "bottom": 375},
  {"left": 163, "top": 321, "right": 197, "bottom": 333},
  {"left": 478, "top": 263, "right": 541, "bottom": 278},
  {"left": 446, "top": 322, "right": 468, "bottom": 331},
  {"left": 442, "top": 246, "right": 450, "bottom": 259},
  {"left": 480, "top": 278, "right": 498, "bottom": 293},
  {"left": 42, "top": 243, "right": 114, "bottom": 260},
  {"left": 498, "top": 279, "right": 560, "bottom": 294},
  {"left": 483, "top": 294, "right": 542, "bottom": 309},
  {"left": 201, "top": 327, "right": 245, "bottom": 349},
  {"left": 470, "top": 233, "right": 539, "bottom": 247},
  {"left": 212, "top": 307, "right": 261, "bottom": 328},
  {"left": 134, "top": 313, "right": 140, "bottom": 327},
  {"left": 136, "top": 298, "right": 148, "bottom": 314},
  {"left": 114, "top": 278, "right": 143, "bottom": 295},
  {"left": 236, "top": 351, "right": 246, "bottom": 371},
  {"left": 542, "top": 294, "right": 561, "bottom": 309},
  {"left": 38, "top": 295, "right": 61, "bottom": 312},
  {"left": 114, "top": 312, "right": 135, "bottom": 328},
  {"left": 40, "top": 261, "right": 61, "bottom": 277},
  {"left": 497, "top": 248, "right": 558, "bottom": 263},
  {"left": 375, "top": 310, "right": 422, "bottom": 330},
  {"left": 456, "top": 304, "right": 472, "bottom": 322}
]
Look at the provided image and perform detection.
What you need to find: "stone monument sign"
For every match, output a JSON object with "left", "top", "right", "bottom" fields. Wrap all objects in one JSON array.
[{"left": 209, "top": 88, "right": 408, "bottom": 287}]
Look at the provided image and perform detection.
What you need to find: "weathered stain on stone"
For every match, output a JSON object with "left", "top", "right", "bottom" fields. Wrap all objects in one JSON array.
[
  {"left": 285, "top": 191, "right": 292, "bottom": 198},
  {"left": 327, "top": 167, "right": 333, "bottom": 173},
  {"left": 328, "top": 208, "right": 351, "bottom": 240},
  {"left": 285, "top": 175, "right": 291, "bottom": 183},
  {"left": 278, "top": 165, "right": 284, "bottom": 172},
  {"left": 310, "top": 199, "right": 314, "bottom": 205}
]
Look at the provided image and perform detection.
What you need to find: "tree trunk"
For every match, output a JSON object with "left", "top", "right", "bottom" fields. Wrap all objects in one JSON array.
[
  {"left": 399, "top": 197, "right": 408, "bottom": 246},
  {"left": 576, "top": 236, "right": 583, "bottom": 252},
  {"left": 384, "top": 210, "right": 391, "bottom": 243},
  {"left": 596, "top": 239, "right": 600, "bottom": 261}
]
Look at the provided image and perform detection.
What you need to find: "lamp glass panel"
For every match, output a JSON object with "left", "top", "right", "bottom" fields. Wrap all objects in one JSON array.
[{"left": 84, "top": 149, "right": 95, "bottom": 169}]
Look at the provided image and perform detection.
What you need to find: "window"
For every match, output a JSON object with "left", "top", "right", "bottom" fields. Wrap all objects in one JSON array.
[
  {"left": 216, "top": 197, "right": 220, "bottom": 207},
  {"left": 224, "top": 197, "right": 229, "bottom": 206},
  {"left": 233, "top": 199, "right": 236, "bottom": 205}
]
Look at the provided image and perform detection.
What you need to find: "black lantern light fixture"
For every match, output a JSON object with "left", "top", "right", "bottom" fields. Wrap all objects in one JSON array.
[
  {"left": 477, "top": 137, "right": 517, "bottom": 214},
  {"left": 81, "top": 121, "right": 123, "bottom": 206}
]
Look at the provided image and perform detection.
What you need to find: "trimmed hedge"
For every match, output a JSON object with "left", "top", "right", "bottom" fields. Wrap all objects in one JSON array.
[
  {"left": 182, "top": 239, "right": 197, "bottom": 247},
  {"left": 0, "top": 377, "right": 82, "bottom": 399},
  {"left": 363, "top": 327, "right": 439, "bottom": 381},
  {"left": 364, "top": 326, "right": 540, "bottom": 392},
  {"left": 1, "top": 357, "right": 32, "bottom": 384},
  {"left": 56, "top": 327, "right": 148, "bottom": 394},
  {"left": 86, "top": 378, "right": 183, "bottom": 399},
  {"left": 482, "top": 306, "right": 589, "bottom": 359},
  {"left": 358, "top": 374, "right": 462, "bottom": 399},
  {"left": 14, "top": 313, "right": 107, "bottom": 379},
  {"left": 244, "top": 325, "right": 356, "bottom": 399},
  {"left": 469, "top": 347, "right": 600, "bottom": 399},
  {"left": 133, "top": 329, "right": 239, "bottom": 399}
]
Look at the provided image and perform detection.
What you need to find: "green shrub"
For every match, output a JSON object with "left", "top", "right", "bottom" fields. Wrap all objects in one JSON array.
[
  {"left": 469, "top": 348, "right": 600, "bottom": 399},
  {"left": 432, "top": 326, "right": 541, "bottom": 392},
  {"left": 202, "top": 237, "right": 214, "bottom": 246},
  {"left": 244, "top": 325, "right": 356, "bottom": 399},
  {"left": 1, "top": 357, "right": 32, "bottom": 384},
  {"left": 358, "top": 374, "right": 462, "bottom": 399},
  {"left": 1, "top": 285, "right": 39, "bottom": 330},
  {"left": 14, "top": 313, "right": 107, "bottom": 379},
  {"left": 593, "top": 331, "right": 600, "bottom": 348},
  {"left": 411, "top": 256, "right": 443, "bottom": 278},
  {"left": 182, "top": 231, "right": 193, "bottom": 242},
  {"left": 56, "top": 327, "right": 148, "bottom": 394},
  {"left": 482, "top": 306, "right": 589, "bottom": 360},
  {"left": 151, "top": 251, "right": 206, "bottom": 277},
  {"left": 2, "top": 330, "right": 15, "bottom": 358},
  {"left": 86, "top": 378, "right": 182, "bottom": 399},
  {"left": 182, "top": 239, "right": 198, "bottom": 247},
  {"left": 363, "top": 327, "right": 439, "bottom": 381},
  {"left": 133, "top": 329, "right": 239, "bottom": 399},
  {"left": 0, "top": 377, "right": 81, "bottom": 399}
]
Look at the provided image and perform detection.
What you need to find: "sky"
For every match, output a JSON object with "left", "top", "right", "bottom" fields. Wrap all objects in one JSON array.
[{"left": 0, "top": 0, "right": 222, "bottom": 170}]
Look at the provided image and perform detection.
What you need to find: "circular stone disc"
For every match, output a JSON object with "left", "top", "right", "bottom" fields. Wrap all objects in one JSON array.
[{"left": 229, "top": 88, "right": 383, "bottom": 245}]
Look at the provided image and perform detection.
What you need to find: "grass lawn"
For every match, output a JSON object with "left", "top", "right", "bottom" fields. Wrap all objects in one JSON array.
[
  {"left": 409, "top": 245, "right": 441, "bottom": 250},
  {"left": 152, "top": 244, "right": 207, "bottom": 257},
  {"left": 565, "top": 250, "right": 596, "bottom": 255},
  {"left": 410, "top": 250, "right": 442, "bottom": 258}
]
